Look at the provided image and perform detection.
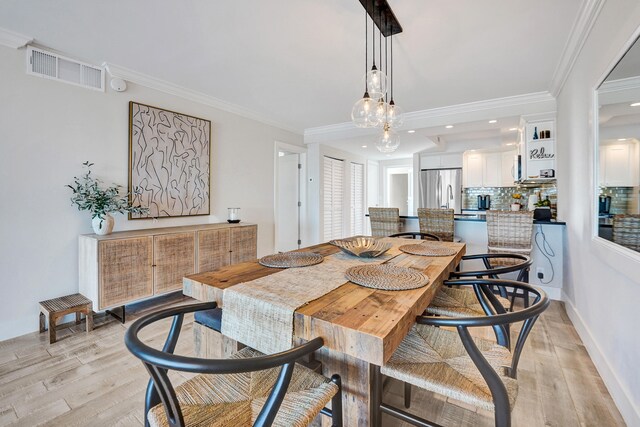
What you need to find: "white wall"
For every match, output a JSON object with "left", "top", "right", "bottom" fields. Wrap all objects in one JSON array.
[
  {"left": 556, "top": 2, "right": 640, "bottom": 425},
  {"left": 0, "top": 45, "right": 303, "bottom": 341}
]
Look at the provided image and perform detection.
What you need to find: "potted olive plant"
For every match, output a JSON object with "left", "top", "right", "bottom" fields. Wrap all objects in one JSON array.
[{"left": 67, "top": 161, "right": 149, "bottom": 235}]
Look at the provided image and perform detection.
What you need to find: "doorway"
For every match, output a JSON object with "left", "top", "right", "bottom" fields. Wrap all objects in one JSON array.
[
  {"left": 385, "top": 166, "right": 413, "bottom": 216},
  {"left": 275, "top": 142, "right": 306, "bottom": 252}
]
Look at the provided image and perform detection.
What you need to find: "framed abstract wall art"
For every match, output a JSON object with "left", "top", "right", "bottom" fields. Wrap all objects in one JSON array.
[{"left": 128, "top": 101, "right": 211, "bottom": 219}]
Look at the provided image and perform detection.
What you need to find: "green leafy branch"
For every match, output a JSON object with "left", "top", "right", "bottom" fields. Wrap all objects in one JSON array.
[{"left": 67, "top": 161, "right": 149, "bottom": 219}]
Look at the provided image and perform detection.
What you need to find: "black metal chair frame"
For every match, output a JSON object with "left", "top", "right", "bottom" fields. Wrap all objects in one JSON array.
[
  {"left": 389, "top": 232, "right": 441, "bottom": 241},
  {"left": 450, "top": 253, "right": 533, "bottom": 313},
  {"left": 124, "top": 302, "right": 343, "bottom": 427},
  {"left": 372, "top": 279, "right": 549, "bottom": 427}
]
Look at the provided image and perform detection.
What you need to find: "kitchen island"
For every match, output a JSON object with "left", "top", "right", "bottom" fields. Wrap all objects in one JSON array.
[{"left": 397, "top": 213, "right": 565, "bottom": 299}]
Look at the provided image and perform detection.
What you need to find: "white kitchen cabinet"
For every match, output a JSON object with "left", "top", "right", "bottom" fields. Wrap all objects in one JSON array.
[
  {"left": 483, "top": 153, "right": 501, "bottom": 187},
  {"left": 420, "top": 153, "right": 463, "bottom": 169},
  {"left": 501, "top": 151, "right": 517, "bottom": 187},
  {"left": 463, "top": 152, "right": 484, "bottom": 187},
  {"left": 463, "top": 150, "right": 517, "bottom": 188},
  {"left": 599, "top": 142, "right": 640, "bottom": 187}
]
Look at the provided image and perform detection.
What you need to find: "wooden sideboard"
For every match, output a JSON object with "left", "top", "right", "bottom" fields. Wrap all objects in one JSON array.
[{"left": 79, "top": 223, "right": 257, "bottom": 310}]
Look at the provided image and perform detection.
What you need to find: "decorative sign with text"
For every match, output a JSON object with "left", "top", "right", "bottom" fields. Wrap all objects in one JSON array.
[{"left": 528, "top": 140, "right": 555, "bottom": 161}]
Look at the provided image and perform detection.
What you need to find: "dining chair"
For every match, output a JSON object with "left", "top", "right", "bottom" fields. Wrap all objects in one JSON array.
[
  {"left": 372, "top": 279, "right": 549, "bottom": 427},
  {"left": 369, "top": 207, "right": 401, "bottom": 237},
  {"left": 389, "top": 231, "right": 441, "bottom": 241},
  {"left": 612, "top": 214, "right": 640, "bottom": 252},
  {"left": 428, "top": 254, "right": 532, "bottom": 349},
  {"left": 417, "top": 208, "right": 455, "bottom": 242},
  {"left": 125, "top": 302, "right": 343, "bottom": 427}
]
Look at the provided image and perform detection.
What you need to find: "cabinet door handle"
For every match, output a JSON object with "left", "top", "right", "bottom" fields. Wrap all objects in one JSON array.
[{"left": 151, "top": 264, "right": 157, "bottom": 267}]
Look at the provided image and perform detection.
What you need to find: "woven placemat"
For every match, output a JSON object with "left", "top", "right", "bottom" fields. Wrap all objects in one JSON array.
[
  {"left": 345, "top": 264, "right": 430, "bottom": 291},
  {"left": 399, "top": 243, "right": 457, "bottom": 257},
  {"left": 329, "top": 237, "right": 392, "bottom": 258},
  {"left": 259, "top": 252, "right": 324, "bottom": 268}
]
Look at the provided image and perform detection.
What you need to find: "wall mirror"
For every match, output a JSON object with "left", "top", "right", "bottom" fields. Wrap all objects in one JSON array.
[{"left": 596, "top": 35, "right": 640, "bottom": 253}]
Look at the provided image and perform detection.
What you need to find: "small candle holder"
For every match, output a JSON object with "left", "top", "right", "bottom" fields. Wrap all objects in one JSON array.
[{"left": 227, "top": 208, "right": 241, "bottom": 223}]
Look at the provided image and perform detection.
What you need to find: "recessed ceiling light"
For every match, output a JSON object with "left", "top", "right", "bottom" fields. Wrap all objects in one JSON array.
[
  {"left": 407, "top": 130, "right": 416, "bottom": 133},
  {"left": 506, "top": 143, "right": 516, "bottom": 146},
  {"left": 509, "top": 127, "right": 518, "bottom": 131},
  {"left": 445, "top": 125, "right": 454, "bottom": 129},
  {"left": 489, "top": 120, "right": 497, "bottom": 124},
  {"left": 470, "top": 149, "right": 477, "bottom": 152},
  {"left": 630, "top": 102, "right": 640, "bottom": 107},
  {"left": 361, "top": 145, "right": 368, "bottom": 148},
  {"left": 617, "top": 138, "right": 627, "bottom": 141}
]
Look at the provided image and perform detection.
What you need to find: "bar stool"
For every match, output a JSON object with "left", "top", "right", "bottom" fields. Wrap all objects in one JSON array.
[
  {"left": 417, "top": 208, "right": 454, "bottom": 242},
  {"left": 612, "top": 214, "right": 640, "bottom": 251},
  {"left": 369, "top": 207, "right": 401, "bottom": 237},
  {"left": 486, "top": 210, "right": 534, "bottom": 305}
]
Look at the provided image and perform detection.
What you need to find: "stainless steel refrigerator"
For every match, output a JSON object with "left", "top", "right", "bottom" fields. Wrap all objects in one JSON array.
[{"left": 418, "top": 168, "right": 462, "bottom": 214}]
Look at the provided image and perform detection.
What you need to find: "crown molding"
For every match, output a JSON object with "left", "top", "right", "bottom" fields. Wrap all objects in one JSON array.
[
  {"left": 103, "top": 62, "right": 301, "bottom": 134},
  {"left": 599, "top": 75, "right": 640, "bottom": 94},
  {"left": 0, "top": 27, "right": 32, "bottom": 49},
  {"left": 549, "top": 0, "right": 605, "bottom": 97},
  {"left": 304, "top": 91, "right": 555, "bottom": 143}
]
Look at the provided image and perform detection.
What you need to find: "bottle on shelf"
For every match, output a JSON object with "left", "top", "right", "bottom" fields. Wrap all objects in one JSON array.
[{"left": 533, "top": 127, "right": 539, "bottom": 140}]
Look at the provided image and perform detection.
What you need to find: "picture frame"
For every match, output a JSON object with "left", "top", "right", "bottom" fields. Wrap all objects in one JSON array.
[{"left": 128, "top": 101, "right": 211, "bottom": 219}]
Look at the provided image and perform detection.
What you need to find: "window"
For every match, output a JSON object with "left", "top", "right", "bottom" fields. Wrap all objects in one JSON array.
[
  {"left": 351, "top": 162, "right": 365, "bottom": 236},
  {"left": 323, "top": 156, "right": 344, "bottom": 241}
]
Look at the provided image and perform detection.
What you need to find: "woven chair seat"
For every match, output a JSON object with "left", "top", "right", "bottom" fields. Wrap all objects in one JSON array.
[
  {"left": 381, "top": 324, "right": 517, "bottom": 412},
  {"left": 148, "top": 347, "right": 338, "bottom": 427},
  {"left": 426, "top": 287, "right": 511, "bottom": 317}
]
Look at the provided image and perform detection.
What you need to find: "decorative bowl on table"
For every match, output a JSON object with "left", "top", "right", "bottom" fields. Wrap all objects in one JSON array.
[{"left": 329, "top": 236, "right": 392, "bottom": 258}]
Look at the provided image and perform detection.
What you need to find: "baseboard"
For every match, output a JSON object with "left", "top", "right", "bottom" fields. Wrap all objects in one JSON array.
[{"left": 561, "top": 292, "right": 640, "bottom": 426}]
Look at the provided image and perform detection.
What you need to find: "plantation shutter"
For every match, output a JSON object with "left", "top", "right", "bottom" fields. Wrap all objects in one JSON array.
[
  {"left": 323, "top": 156, "right": 344, "bottom": 241},
  {"left": 351, "top": 162, "right": 365, "bottom": 236}
]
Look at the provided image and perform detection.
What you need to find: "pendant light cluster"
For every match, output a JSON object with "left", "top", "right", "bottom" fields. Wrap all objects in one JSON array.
[{"left": 351, "top": 0, "right": 404, "bottom": 154}]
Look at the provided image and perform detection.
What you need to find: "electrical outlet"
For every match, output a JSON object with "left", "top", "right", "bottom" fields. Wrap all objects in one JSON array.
[{"left": 536, "top": 267, "right": 544, "bottom": 279}]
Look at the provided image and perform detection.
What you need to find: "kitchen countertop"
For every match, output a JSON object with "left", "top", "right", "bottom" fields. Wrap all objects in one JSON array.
[{"left": 393, "top": 214, "right": 566, "bottom": 225}]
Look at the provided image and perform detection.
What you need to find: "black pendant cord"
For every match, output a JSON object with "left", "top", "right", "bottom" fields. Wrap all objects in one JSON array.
[
  {"left": 364, "top": 6, "right": 368, "bottom": 93},
  {"left": 390, "top": 33, "right": 394, "bottom": 103},
  {"left": 371, "top": 0, "right": 376, "bottom": 69},
  {"left": 385, "top": 21, "right": 388, "bottom": 104},
  {"left": 378, "top": 7, "right": 383, "bottom": 87}
]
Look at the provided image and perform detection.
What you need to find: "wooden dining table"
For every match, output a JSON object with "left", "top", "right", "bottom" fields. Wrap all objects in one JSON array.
[{"left": 183, "top": 239, "right": 465, "bottom": 426}]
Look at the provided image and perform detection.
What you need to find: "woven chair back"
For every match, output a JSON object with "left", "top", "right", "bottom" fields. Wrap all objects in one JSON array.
[
  {"left": 369, "top": 207, "right": 400, "bottom": 237},
  {"left": 486, "top": 210, "right": 534, "bottom": 266},
  {"left": 613, "top": 214, "right": 640, "bottom": 252},
  {"left": 417, "top": 208, "right": 455, "bottom": 242}
]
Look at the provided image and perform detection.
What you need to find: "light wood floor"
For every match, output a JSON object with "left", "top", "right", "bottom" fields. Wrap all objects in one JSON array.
[{"left": 0, "top": 295, "right": 625, "bottom": 427}]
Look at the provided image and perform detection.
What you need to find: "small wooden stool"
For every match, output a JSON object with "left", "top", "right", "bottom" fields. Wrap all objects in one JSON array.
[{"left": 39, "top": 293, "right": 94, "bottom": 344}]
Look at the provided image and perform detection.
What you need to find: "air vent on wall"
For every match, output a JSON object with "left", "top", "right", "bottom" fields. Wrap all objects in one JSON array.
[{"left": 26, "top": 46, "right": 104, "bottom": 91}]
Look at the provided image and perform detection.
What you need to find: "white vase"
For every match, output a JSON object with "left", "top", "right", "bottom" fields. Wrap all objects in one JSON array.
[
  {"left": 92, "top": 213, "right": 115, "bottom": 235},
  {"left": 510, "top": 203, "right": 521, "bottom": 211}
]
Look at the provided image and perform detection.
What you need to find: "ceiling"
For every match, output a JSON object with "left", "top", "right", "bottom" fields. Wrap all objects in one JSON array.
[
  {"left": 0, "top": 0, "right": 583, "bottom": 134},
  {"left": 322, "top": 116, "right": 522, "bottom": 160}
]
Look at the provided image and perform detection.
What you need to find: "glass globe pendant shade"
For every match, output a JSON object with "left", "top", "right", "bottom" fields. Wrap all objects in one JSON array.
[
  {"left": 365, "top": 65, "right": 387, "bottom": 100},
  {"left": 374, "top": 98, "right": 388, "bottom": 124},
  {"left": 351, "top": 93, "right": 377, "bottom": 128},
  {"left": 375, "top": 124, "right": 400, "bottom": 153},
  {"left": 386, "top": 101, "right": 405, "bottom": 128}
]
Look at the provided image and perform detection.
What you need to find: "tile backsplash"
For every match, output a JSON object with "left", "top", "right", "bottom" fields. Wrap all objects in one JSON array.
[
  {"left": 599, "top": 187, "right": 639, "bottom": 214},
  {"left": 463, "top": 184, "right": 557, "bottom": 211}
]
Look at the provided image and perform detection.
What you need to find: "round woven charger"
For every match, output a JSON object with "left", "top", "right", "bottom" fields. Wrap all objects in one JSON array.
[
  {"left": 345, "top": 264, "right": 430, "bottom": 291},
  {"left": 399, "top": 243, "right": 457, "bottom": 257},
  {"left": 259, "top": 252, "right": 324, "bottom": 268}
]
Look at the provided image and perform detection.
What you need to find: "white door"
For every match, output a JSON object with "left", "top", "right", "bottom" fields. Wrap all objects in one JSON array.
[{"left": 276, "top": 152, "right": 300, "bottom": 252}]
